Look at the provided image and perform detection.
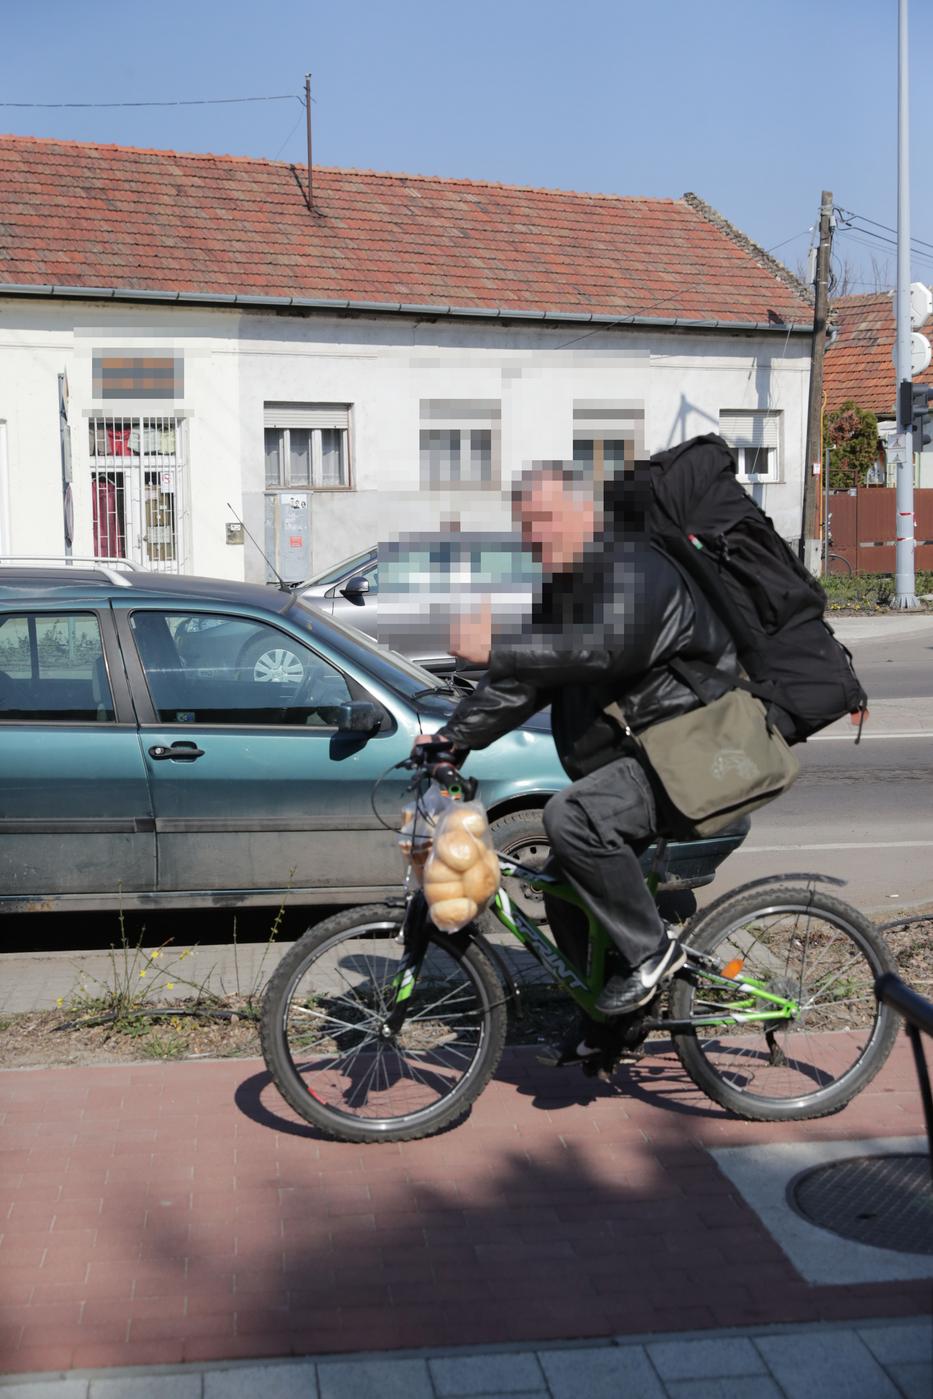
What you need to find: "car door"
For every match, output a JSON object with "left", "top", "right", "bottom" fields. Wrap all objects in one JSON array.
[
  {"left": 113, "top": 602, "right": 412, "bottom": 895},
  {"left": 0, "top": 605, "right": 156, "bottom": 899}
]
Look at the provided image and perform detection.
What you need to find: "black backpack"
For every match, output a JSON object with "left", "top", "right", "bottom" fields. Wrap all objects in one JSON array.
[{"left": 640, "top": 434, "right": 867, "bottom": 744}]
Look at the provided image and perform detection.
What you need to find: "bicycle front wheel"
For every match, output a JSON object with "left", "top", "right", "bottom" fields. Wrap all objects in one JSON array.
[
  {"left": 669, "top": 887, "right": 898, "bottom": 1121},
  {"left": 260, "top": 905, "right": 507, "bottom": 1143}
]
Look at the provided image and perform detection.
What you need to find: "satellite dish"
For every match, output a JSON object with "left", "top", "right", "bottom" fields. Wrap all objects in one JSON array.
[
  {"left": 910, "top": 281, "right": 932, "bottom": 329},
  {"left": 892, "top": 331, "right": 932, "bottom": 377}
]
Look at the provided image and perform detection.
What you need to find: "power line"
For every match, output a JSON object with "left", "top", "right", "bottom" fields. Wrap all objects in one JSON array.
[
  {"left": 836, "top": 226, "right": 933, "bottom": 271},
  {"left": 0, "top": 94, "right": 303, "bottom": 110},
  {"left": 836, "top": 206, "right": 933, "bottom": 254},
  {"left": 273, "top": 111, "right": 307, "bottom": 162},
  {"left": 765, "top": 228, "right": 813, "bottom": 253}
]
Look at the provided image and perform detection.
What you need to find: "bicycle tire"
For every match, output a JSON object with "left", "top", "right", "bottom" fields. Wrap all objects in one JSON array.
[
  {"left": 669, "top": 886, "right": 898, "bottom": 1122},
  {"left": 260, "top": 904, "right": 507, "bottom": 1144}
]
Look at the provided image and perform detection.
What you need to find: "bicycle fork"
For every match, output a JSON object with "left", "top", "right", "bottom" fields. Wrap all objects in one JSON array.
[{"left": 383, "top": 892, "right": 433, "bottom": 1035}]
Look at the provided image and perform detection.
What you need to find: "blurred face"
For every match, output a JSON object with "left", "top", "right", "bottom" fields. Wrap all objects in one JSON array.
[{"left": 515, "top": 474, "right": 598, "bottom": 572}]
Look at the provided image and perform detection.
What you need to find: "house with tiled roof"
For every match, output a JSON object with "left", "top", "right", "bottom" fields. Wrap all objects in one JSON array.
[
  {"left": 0, "top": 134, "right": 814, "bottom": 581},
  {"left": 825, "top": 289, "right": 933, "bottom": 487}
]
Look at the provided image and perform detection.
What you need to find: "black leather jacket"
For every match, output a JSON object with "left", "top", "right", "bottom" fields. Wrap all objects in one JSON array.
[{"left": 442, "top": 537, "right": 738, "bottom": 781}]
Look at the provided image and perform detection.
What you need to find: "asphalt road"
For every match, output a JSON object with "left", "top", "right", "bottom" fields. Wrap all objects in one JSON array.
[
  {"left": 713, "top": 616, "right": 933, "bottom": 915},
  {"left": 2, "top": 615, "right": 931, "bottom": 960}
]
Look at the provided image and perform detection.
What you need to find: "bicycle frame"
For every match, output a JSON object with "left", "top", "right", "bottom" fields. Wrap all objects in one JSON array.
[
  {"left": 389, "top": 851, "right": 801, "bottom": 1035},
  {"left": 489, "top": 856, "right": 801, "bottom": 1032}
]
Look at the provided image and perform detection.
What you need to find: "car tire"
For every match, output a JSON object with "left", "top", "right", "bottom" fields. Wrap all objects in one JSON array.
[
  {"left": 486, "top": 808, "right": 552, "bottom": 921},
  {"left": 486, "top": 807, "right": 698, "bottom": 928},
  {"left": 238, "top": 636, "right": 307, "bottom": 685}
]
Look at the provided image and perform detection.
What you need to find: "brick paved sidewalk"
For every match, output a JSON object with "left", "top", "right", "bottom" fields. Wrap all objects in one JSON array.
[{"left": 1, "top": 1042, "right": 931, "bottom": 1378}]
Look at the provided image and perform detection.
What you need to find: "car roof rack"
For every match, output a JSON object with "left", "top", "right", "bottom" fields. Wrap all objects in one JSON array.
[{"left": 0, "top": 556, "right": 138, "bottom": 588}]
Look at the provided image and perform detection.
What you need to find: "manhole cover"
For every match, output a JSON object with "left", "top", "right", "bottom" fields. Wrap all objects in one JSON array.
[{"left": 789, "top": 1154, "right": 933, "bottom": 1255}]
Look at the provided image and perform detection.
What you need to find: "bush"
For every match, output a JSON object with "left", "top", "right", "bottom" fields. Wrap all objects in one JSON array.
[{"left": 822, "top": 572, "right": 933, "bottom": 611}]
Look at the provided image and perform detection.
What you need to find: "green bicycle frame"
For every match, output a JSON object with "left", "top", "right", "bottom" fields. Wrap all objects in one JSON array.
[{"left": 486, "top": 858, "right": 800, "bottom": 1031}]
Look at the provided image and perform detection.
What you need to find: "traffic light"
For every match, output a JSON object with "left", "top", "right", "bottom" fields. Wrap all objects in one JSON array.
[{"left": 898, "top": 381, "right": 933, "bottom": 447}]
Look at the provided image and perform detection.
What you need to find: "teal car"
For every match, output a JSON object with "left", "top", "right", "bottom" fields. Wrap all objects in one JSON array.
[{"left": 0, "top": 565, "right": 744, "bottom": 916}]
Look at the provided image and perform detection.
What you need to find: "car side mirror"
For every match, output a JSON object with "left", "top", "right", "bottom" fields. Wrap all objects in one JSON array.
[
  {"left": 336, "top": 700, "right": 382, "bottom": 734},
  {"left": 340, "top": 573, "right": 370, "bottom": 604}
]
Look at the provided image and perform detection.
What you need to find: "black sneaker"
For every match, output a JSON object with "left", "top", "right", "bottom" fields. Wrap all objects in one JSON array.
[
  {"left": 595, "top": 939, "right": 687, "bottom": 1016},
  {"left": 539, "top": 1018, "right": 604, "bottom": 1068}
]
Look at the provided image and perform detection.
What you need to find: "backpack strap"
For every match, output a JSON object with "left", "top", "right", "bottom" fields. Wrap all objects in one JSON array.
[{"left": 669, "top": 656, "right": 782, "bottom": 732}]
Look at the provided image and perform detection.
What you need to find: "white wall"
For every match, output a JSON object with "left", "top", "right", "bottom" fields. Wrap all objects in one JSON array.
[{"left": 0, "top": 296, "right": 810, "bottom": 582}]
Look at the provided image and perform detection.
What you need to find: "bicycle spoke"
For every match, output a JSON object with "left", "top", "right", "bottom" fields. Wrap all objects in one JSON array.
[
  {"left": 682, "top": 898, "right": 890, "bottom": 1108},
  {"left": 272, "top": 921, "right": 491, "bottom": 1127}
]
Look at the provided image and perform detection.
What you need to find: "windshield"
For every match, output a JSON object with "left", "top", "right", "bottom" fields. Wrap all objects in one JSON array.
[
  {"left": 290, "top": 598, "right": 444, "bottom": 697},
  {"left": 303, "top": 548, "right": 376, "bottom": 588}
]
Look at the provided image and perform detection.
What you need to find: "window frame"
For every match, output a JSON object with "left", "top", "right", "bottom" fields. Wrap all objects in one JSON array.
[
  {"left": 0, "top": 607, "right": 127, "bottom": 726},
  {"left": 719, "top": 410, "right": 784, "bottom": 485},
  {"left": 263, "top": 425, "right": 352, "bottom": 492},
  {"left": 419, "top": 399, "right": 502, "bottom": 491},
  {"left": 124, "top": 607, "right": 388, "bottom": 733}
]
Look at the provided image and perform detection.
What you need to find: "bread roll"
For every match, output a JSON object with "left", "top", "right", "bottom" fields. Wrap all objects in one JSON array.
[
  {"left": 429, "top": 897, "right": 478, "bottom": 931},
  {"left": 423, "top": 856, "right": 460, "bottom": 885},
  {"left": 445, "top": 806, "right": 489, "bottom": 838},
  {"left": 461, "top": 859, "right": 499, "bottom": 905},
  {"left": 435, "top": 830, "right": 479, "bottom": 873},
  {"left": 424, "top": 879, "right": 465, "bottom": 904}
]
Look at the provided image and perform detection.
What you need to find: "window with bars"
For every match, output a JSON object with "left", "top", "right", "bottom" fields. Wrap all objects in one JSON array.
[
  {"left": 263, "top": 404, "right": 351, "bottom": 489},
  {"left": 719, "top": 410, "right": 783, "bottom": 482},
  {"left": 87, "top": 414, "right": 187, "bottom": 569},
  {"left": 419, "top": 400, "right": 501, "bottom": 489}
]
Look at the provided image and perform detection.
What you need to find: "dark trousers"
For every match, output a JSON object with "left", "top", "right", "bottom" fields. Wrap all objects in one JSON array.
[{"left": 542, "top": 755, "right": 667, "bottom": 970}]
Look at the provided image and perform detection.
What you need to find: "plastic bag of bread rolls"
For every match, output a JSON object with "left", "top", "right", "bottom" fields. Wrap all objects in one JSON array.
[
  {"left": 423, "top": 800, "right": 500, "bottom": 931},
  {"left": 397, "top": 783, "right": 450, "bottom": 887}
]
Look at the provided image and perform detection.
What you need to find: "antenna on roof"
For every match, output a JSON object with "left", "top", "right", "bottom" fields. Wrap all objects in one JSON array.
[
  {"left": 305, "top": 72, "right": 313, "bottom": 212},
  {"left": 226, "top": 502, "right": 289, "bottom": 591}
]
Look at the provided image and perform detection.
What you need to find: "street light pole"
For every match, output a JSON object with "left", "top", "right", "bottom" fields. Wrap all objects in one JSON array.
[{"left": 894, "top": 0, "right": 918, "bottom": 608}]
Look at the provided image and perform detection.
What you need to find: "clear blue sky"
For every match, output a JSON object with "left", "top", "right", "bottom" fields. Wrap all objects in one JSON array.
[{"left": 3, "top": 0, "right": 932, "bottom": 293}]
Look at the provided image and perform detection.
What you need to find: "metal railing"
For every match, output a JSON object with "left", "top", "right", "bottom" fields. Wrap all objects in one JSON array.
[{"left": 875, "top": 972, "right": 933, "bottom": 1183}]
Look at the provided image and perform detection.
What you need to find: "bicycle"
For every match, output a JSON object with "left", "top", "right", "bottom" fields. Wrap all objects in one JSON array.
[{"left": 260, "top": 759, "right": 899, "bottom": 1144}]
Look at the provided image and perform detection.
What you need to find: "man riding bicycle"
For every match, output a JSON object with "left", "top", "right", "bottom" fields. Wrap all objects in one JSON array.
[{"left": 414, "top": 461, "right": 739, "bottom": 1022}]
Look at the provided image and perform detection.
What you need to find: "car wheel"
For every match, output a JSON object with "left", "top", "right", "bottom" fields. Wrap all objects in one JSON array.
[
  {"left": 239, "top": 638, "right": 306, "bottom": 685},
  {"left": 487, "top": 808, "right": 698, "bottom": 928},
  {"left": 487, "top": 809, "right": 552, "bottom": 923}
]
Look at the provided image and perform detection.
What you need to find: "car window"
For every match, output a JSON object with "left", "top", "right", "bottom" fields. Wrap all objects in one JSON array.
[
  {"left": 0, "top": 612, "right": 114, "bottom": 722},
  {"left": 291, "top": 600, "right": 438, "bottom": 692},
  {"left": 305, "top": 549, "right": 376, "bottom": 588},
  {"left": 130, "top": 611, "right": 353, "bottom": 728}
]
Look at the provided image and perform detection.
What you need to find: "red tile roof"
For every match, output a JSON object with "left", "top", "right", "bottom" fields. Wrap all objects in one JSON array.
[
  {"left": 0, "top": 135, "right": 813, "bottom": 328},
  {"left": 825, "top": 290, "right": 933, "bottom": 415}
]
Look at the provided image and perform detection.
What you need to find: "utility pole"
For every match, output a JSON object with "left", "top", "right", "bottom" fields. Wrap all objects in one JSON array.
[
  {"left": 893, "top": 0, "right": 918, "bottom": 607},
  {"left": 305, "top": 72, "right": 313, "bottom": 212},
  {"left": 801, "top": 190, "right": 833, "bottom": 575}
]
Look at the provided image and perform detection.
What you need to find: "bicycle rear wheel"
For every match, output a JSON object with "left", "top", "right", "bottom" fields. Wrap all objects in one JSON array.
[
  {"left": 669, "top": 887, "right": 898, "bottom": 1121},
  {"left": 260, "top": 905, "right": 507, "bottom": 1143}
]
